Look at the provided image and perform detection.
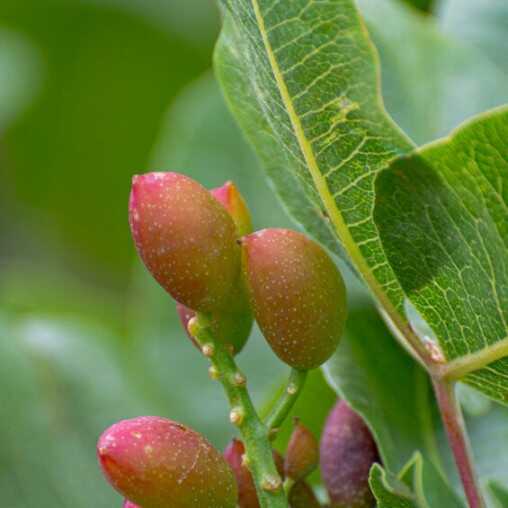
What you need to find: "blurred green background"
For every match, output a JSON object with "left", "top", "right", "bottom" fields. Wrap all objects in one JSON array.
[{"left": 1, "top": 0, "right": 507, "bottom": 507}]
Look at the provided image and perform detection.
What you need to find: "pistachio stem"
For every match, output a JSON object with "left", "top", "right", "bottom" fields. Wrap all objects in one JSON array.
[
  {"left": 265, "top": 368, "right": 308, "bottom": 438},
  {"left": 190, "top": 313, "right": 289, "bottom": 508},
  {"left": 432, "top": 378, "right": 485, "bottom": 508}
]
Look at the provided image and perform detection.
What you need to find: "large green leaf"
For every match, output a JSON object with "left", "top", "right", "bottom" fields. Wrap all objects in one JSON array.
[
  {"left": 374, "top": 108, "right": 508, "bottom": 402},
  {"left": 215, "top": 0, "right": 508, "bottom": 402}
]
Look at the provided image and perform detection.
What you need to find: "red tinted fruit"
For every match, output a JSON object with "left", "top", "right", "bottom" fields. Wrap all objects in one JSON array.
[
  {"left": 242, "top": 228, "right": 346, "bottom": 369},
  {"left": 320, "top": 401, "right": 378, "bottom": 508},
  {"left": 288, "top": 481, "right": 321, "bottom": 508},
  {"left": 98, "top": 416, "right": 237, "bottom": 508},
  {"left": 129, "top": 172, "right": 239, "bottom": 313},
  {"left": 211, "top": 181, "right": 253, "bottom": 237},
  {"left": 224, "top": 439, "right": 284, "bottom": 508},
  {"left": 284, "top": 419, "right": 318, "bottom": 481}
]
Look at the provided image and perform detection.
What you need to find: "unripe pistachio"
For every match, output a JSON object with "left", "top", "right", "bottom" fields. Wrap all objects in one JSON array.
[
  {"left": 98, "top": 416, "right": 237, "bottom": 508},
  {"left": 211, "top": 181, "right": 253, "bottom": 237},
  {"left": 224, "top": 439, "right": 284, "bottom": 508},
  {"left": 284, "top": 419, "right": 318, "bottom": 481},
  {"left": 320, "top": 401, "right": 378, "bottom": 508},
  {"left": 241, "top": 228, "right": 346, "bottom": 369},
  {"left": 129, "top": 172, "right": 239, "bottom": 313},
  {"left": 288, "top": 481, "right": 321, "bottom": 508}
]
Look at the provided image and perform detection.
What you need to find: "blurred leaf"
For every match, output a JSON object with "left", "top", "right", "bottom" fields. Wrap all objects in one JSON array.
[
  {"left": 439, "top": 0, "right": 508, "bottom": 74},
  {"left": 0, "top": 2, "right": 210, "bottom": 286},
  {"left": 399, "top": 0, "right": 435, "bottom": 13},
  {"left": 357, "top": 0, "right": 508, "bottom": 144},
  {"left": 0, "top": 312, "right": 155, "bottom": 507},
  {"left": 0, "top": 28, "right": 41, "bottom": 130},
  {"left": 489, "top": 482, "right": 508, "bottom": 508}
]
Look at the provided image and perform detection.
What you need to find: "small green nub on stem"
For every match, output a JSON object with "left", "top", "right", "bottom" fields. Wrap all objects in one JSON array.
[
  {"left": 284, "top": 419, "right": 318, "bottom": 482},
  {"left": 320, "top": 401, "right": 379, "bottom": 508},
  {"left": 241, "top": 228, "right": 347, "bottom": 369},
  {"left": 97, "top": 416, "right": 237, "bottom": 508},
  {"left": 129, "top": 172, "right": 240, "bottom": 313}
]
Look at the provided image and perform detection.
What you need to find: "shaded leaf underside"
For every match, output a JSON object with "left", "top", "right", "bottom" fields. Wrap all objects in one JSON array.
[{"left": 215, "top": 0, "right": 508, "bottom": 402}]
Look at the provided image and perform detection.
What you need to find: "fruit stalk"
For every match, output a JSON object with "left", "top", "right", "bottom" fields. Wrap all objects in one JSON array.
[
  {"left": 190, "top": 313, "right": 289, "bottom": 508},
  {"left": 432, "top": 379, "right": 485, "bottom": 508},
  {"left": 265, "top": 369, "right": 307, "bottom": 437}
]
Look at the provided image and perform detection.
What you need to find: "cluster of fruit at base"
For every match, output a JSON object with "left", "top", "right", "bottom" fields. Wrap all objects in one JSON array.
[
  {"left": 223, "top": 421, "right": 320, "bottom": 508},
  {"left": 97, "top": 416, "right": 237, "bottom": 508},
  {"left": 320, "top": 401, "right": 379, "bottom": 508},
  {"left": 130, "top": 172, "right": 346, "bottom": 369}
]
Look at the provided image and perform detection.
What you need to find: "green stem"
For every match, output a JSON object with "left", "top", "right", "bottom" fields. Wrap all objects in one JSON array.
[
  {"left": 191, "top": 313, "right": 289, "bottom": 508},
  {"left": 265, "top": 368, "right": 308, "bottom": 438}
]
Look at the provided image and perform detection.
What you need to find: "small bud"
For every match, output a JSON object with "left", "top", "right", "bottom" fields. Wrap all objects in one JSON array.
[
  {"left": 230, "top": 407, "right": 245, "bottom": 426},
  {"left": 129, "top": 172, "right": 240, "bottom": 313},
  {"left": 241, "top": 228, "right": 347, "bottom": 369},
  {"left": 224, "top": 440, "right": 284, "bottom": 508},
  {"left": 176, "top": 282, "right": 253, "bottom": 355},
  {"left": 98, "top": 416, "right": 237, "bottom": 508},
  {"left": 123, "top": 501, "right": 140, "bottom": 508},
  {"left": 288, "top": 481, "right": 321, "bottom": 508},
  {"left": 261, "top": 475, "right": 282, "bottom": 492},
  {"left": 202, "top": 343, "right": 215, "bottom": 358},
  {"left": 211, "top": 181, "right": 253, "bottom": 237},
  {"left": 209, "top": 365, "right": 220, "bottom": 380},
  {"left": 232, "top": 371, "right": 247, "bottom": 387},
  {"left": 320, "top": 401, "right": 379, "bottom": 508},
  {"left": 284, "top": 419, "right": 318, "bottom": 482}
]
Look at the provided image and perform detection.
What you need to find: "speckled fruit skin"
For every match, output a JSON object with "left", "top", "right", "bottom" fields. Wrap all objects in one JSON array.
[
  {"left": 211, "top": 181, "right": 252, "bottom": 237},
  {"left": 129, "top": 172, "right": 240, "bottom": 313},
  {"left": 284, "top": 420, "right": 318, "bottom": 482},
  {"left": 224, "top": 439, "right": 284, "bottom": 508},
  {"left": 241, "top": 228, "right": 347, "bottom": 370},
  {"left": 320, "top": 401, "right": 378, "bottom": 508},
  {"left": 288, "top": 481, "right": 320, "bottom": 508},
  {"left": 97, "top": 416, "right": 237, "bottom": 508}
]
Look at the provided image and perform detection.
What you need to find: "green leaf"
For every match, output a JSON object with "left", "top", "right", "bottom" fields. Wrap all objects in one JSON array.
[
  {"left": 215, "top": 0, "right": 508, "bottom": 402},
  {"left": 370, "top": 452, "right": 463, "bottom": 508},
  {"left": 370, "top": 463, "right": 418, "bottom": 508},
  {"left": 374, "top": 108, "right": 508, "bottom": 402},
  {"left": 489, "top": 482, "right": 508, "bottom": 507}
]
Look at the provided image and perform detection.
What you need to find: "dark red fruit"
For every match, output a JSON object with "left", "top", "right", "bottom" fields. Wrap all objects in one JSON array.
[
  {"left": 288, "top": 481, "right": 320, "bottom": 508},
  {"left": 224, "top": 439, "right": 284, "bottom": 508},
  {"left": 98, "top": 416, "right": 237, "bottom": 508},
  {"left": 320, "top": 401, "right": 378, "bottom": 508},
  {"left": 123, "top": 501, "right": 140, "bottom": 508},
  {"left": 284, "top": 419, "right": 318, "bottom": 481},
  {"left": 129, "top": 172, "right": 239, "bottom": 313},
  {"left": 241, "top": 228, "right": 346, "bottom": 369}
]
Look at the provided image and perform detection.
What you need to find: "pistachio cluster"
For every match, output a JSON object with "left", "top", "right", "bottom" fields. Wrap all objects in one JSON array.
[{"left": 97, "top": 172, "right": 378, "bottom": 507}]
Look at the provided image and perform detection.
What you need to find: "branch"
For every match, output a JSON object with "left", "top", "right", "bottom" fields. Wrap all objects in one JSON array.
[
  {"left": 190, "top": 313, "right": 289, "bottom": 508},
  {"left": 265, "top": 368, "right": 308, "bottom": 438}
]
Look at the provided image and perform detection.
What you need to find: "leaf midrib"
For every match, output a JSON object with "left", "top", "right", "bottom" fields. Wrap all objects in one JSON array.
[{"left": 249, "top": 0, "right": 430, "bottom": 365}]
